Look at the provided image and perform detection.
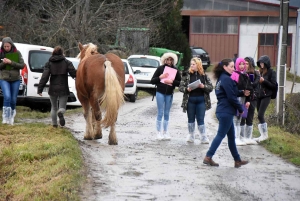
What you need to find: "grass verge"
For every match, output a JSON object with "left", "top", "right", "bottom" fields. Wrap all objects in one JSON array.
[
  {"left": 0, "top": 122, "right": 84, "bottom": 200},
  {"left": 253, "top": 99, "right": 300, "bottom": 166}
]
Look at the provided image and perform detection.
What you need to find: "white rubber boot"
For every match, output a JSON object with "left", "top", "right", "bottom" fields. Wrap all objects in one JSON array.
[
  {"left": 198, "top": 125, "right": 209, "bottom": 144},
  {"left": 186, "top": 122, "right": 195, "bottom": 143},
  {"left": 2, "top": 106, "right": 8, "bottom": 124},
  {"left": 163, "top": 120, "right": 171, "bottom": 140},
  {"left": 245, "top": 125, "right": 257, "bottom": 145},
  {"left": 156, "top": 120, "right": 163, "bottom": 140},
  {"left": 234, "top": 117, "right": 246, "bottom": 146},
  {"left": 240, "top": 125, "right": 247, "bottom": 144},
  {"left": 254, "top": 123, "right": 268, "bottom": 142},
  {"left": 9, "top": 109, "right": 16, "bottom": 125}
]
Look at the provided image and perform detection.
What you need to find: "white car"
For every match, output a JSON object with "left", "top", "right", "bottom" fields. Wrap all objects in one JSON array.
[
  {"left": 122, "top": 59, "right": 138, "bottom": 102},
  {"left": 66, "top": 58, "right": 139, "bottom": 105},
  {"left": 65, "top": 57, "right": 81, "bottom": 107},
  {"left": 127, "top": 55, "right": 161, "bottom": 89}
]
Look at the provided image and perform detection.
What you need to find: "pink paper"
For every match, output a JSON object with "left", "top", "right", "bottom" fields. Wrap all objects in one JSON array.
[{"left": 160, "top": 66, "right": 178, "bottom": 86}]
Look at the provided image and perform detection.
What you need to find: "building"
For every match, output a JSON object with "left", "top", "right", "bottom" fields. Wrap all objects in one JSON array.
[{"left": 181, "top": 0, "right": 298, "bottom": 70}]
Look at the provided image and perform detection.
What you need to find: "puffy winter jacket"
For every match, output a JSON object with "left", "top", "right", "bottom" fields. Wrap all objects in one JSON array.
[{"left": 0, "top": 37, "right": 25, "bottom": 81}]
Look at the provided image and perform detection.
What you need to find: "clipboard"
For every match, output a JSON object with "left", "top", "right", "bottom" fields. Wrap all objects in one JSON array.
[
  {"left": 188, "top": 79, "right": 201, "bottom": 90},
  {"left": 5, "top": 52, "right": 19, "bottom": 70},
  {"left": 160, "top": 66, "right": 177, "bottom": 86}
]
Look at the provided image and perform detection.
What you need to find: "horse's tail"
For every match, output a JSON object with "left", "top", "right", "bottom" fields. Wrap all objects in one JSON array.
[{"left": 100, "top": 60, "right": 124, "bottom": 128}]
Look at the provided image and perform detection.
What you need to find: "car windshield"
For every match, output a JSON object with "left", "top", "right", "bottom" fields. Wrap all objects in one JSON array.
[
  {"left": 128, "top": 58, "right": 160, "bottom": 68},
  {"left": 29, "top": 50, "right": 52, "bottom": 72},
  {"left": 193, "top": 48, "right": 206, "bottom": 55}
]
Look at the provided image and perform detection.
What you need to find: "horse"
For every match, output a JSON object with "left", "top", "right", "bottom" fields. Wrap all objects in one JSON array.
[{"left": 76, "top": 42, "right": 125, "bottom": 145}]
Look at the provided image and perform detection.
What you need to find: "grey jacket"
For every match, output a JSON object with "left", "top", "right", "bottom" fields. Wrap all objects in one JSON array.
[{"left": 0, "top": 37, "right": 25, "bottom": 81}]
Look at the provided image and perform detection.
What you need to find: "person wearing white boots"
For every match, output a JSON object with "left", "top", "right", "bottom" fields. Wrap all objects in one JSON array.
[
  {"left": 239, "top": 57, "right": 260, "bottom": 145},
  {"left": 179, "top": 57, "right": 213, "bottom": 143},
  {"left": 230, "top": 57, "right": 251, "bottom": 146},
  {"left": 0, "top": 37, "right": 25, "bottom": 125},
  {"left": 255, "top": 55, "right": 277, "bottom": 142},
  {"left": 151, "top": 52, "right": 181, "bottom": 140}
]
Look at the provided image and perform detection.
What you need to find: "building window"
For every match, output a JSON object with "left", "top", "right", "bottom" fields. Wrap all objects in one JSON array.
[
  {"left": 192, "top": 17, "right": 238, "bottom": 34},
  {"left": 259, "top": 33, "right": 292, "bottom": 46}
]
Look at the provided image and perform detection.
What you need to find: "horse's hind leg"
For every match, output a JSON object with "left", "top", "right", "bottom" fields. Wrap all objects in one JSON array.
[
  {"left": 81, "top": 99, "right": 94, "bottom": 140},
  {"left": 108, "top": 122, "right": 118, "bottom": 145},
  {"left": 90, "top": 98, "right": 102, "bottom": 140},
  {"left": 92, "top": 107, "right": 102, "bottom": 139}
]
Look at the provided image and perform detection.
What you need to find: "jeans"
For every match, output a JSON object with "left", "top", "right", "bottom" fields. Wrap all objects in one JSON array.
[
  {"left": 257, "top": 96, "right": 271, "bottom": 123},
  {"left": 0, "top": 80, "right": 20, "bottom": 110},
  {"left": 49, "top": 95, "right": 68, "bottom": 126},
  {"left": 156, "top": 92, "right": 173, "bottom": 121},
  {"left": 187, "top": 95, "right": 205, "bottom": 125},
  {"left": 206, "top": 112, "right": 241, "bottom": 161}
]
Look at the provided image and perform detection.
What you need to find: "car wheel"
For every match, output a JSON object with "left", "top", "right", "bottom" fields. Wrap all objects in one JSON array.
[{"left": 129, "top": 89, "right": 138, "bottom": 102}]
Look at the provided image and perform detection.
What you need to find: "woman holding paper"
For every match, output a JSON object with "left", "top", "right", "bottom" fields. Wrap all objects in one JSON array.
[
  {"left": 150, "top": 52, "right": 181, "bottom": 140},
  {"left": 179, "top": 57, "right": 213, "bottom": 144},
  {"left": 203, "top": 58, "right": 249, "bottom": 168},
  {"left": 0, "top": 37, "right": 25, "bottom": 125}
]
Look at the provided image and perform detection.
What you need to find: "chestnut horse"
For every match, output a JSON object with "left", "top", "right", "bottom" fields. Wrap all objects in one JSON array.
[{"left": 76, "top": 43, "right": 125, "bottom": 145}]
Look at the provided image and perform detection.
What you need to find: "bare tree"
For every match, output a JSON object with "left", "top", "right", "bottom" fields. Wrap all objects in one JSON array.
[{"left": 1, "top": 0, "right": 174, "bottom": 57}]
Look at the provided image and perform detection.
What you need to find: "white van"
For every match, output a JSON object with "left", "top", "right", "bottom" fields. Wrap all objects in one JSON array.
[{"left": 0, "top": 42, "right": 54, "bottom": 110}]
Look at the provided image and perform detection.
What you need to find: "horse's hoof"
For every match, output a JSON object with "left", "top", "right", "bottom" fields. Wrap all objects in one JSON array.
[
  {"left": 108, "top": 140, "right": 118, "bottom": 145},
  {"left": 84, "top": 136, "right": 93, "bottom": 140},
  {"left": 94, "top": 134, "right": 102, "bottom": 139}
]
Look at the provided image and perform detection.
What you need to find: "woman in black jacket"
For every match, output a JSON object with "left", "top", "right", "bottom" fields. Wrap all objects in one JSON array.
[
  {"left": 150, "top": 52, "right": 181, "bottom": 140},
  {"left": 38, "top": 46, "right": 76, "bottom": 127},
  {"left": 240, "top": 57, "right": 260, "bottom": 145},
  {"left": 255, "top": 55, "right": 277, "bottom": 142}
]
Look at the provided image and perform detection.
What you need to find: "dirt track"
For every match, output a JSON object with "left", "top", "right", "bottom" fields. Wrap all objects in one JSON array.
[{"left": 66, "top": 79, "right": 300, "bottom": 201}]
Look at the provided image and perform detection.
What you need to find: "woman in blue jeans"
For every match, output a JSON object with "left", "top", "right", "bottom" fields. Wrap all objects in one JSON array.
[
  {"left": 203, "top": 58, "right": 249, "bottom": 168},
  {"left": 179, "top": 57, "right": 213, "bottom": 143},
  {"left": 151, "top": 52, "right": 181, "bottom": 140},
  {"left": 0, "top": 37, "right": 25, "bottom": 125}
]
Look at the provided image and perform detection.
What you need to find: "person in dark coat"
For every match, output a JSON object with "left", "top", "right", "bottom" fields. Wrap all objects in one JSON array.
[
  {"left": 254, "top": 55, "right": 277, "bottom": 142},
  {"left": 150, "top": 52, "right": 181, "bottom": 140},
  {"left": 203, "top": 58, "right": 249, "bottom": 168},
  {"left": 38, "top": 46, "right": 76, "bottom": 127},
  {"left": 0, "top": 37, "right": 25, "bottom": 125},
  {"left": 240, "top": 56, "right": 260, "bottom": 145}
]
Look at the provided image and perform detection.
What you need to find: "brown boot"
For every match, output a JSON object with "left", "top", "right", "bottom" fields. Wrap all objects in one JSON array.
[
  {"left": 234, "top": 160, "right": 249, "bottom": 168},
  {"left": 203, "top": 156, "right": 219, "bottom": 166}
]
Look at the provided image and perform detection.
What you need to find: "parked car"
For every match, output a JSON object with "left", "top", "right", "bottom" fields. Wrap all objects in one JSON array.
[
  {"left": 190, "top": 46, "right": 211, "bottom": 70},
  {"left": 122, "top": 59, "right": 139, "bottom": 102},
  {"left": 65, "top": 58, "right": 139, "bottom": 105},
  {"left": 65, "top": 57, "right": 81, "bottom": 107},
  {"left": 0, "top": 42, "right": 54, "bottom": 111},
  {"left": 127, "top": 55, "right": 161, "bottom": 89}
]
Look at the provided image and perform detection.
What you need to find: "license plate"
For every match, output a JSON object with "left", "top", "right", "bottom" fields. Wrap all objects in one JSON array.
[
  {"left": 139, "top": 72, "right": 150, "bottom": 76},
  {"left": 43, "top": 87, "right": 49, "bottom": 92},
  {"left": 202, "top": 62, "right": 207, "bottom": 65}
]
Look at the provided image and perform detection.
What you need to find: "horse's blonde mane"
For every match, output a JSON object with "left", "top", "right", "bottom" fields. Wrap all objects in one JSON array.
[{"left": 77, "top": 43, "right": 98, "bottom": 60}]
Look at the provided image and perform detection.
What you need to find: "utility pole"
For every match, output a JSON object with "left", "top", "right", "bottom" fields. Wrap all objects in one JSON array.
[{"left": 277, "top": 0, "right": 289, "bottom": 124}]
